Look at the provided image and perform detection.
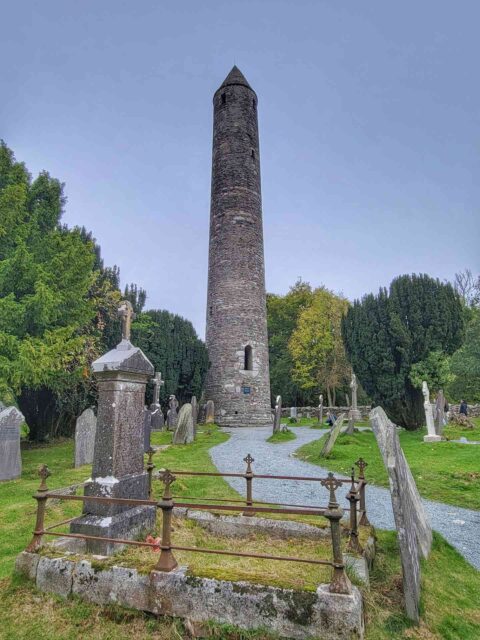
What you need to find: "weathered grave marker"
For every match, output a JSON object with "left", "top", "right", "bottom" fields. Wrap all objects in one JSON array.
[
  {"left": 273, "top": 395, "right": 282, "bottom": 433},
  {"left": 167, "top": 395, "right": 179, "bottom": 430},
  {"left": 318, "top": 394, "right": 323, "bottom": 424},
  {"left": 370, "top": 406, "right": 432, "bottom": 622},
  {"left": 205, "top": 399, "right": 215, "bottom": 424},
  {"left": 74, "top": 408, "right": 97, "bottom": 468},
  {"left": 290, "top": 406, "right": 297, "bottom": 420},
  {"left": 143, "top": 407, "right": 152, "bottom": 453},
  {"left": 434, "top": 389, "right": 445, "bottom": 437},
  {"left": 0, "top": 406, "right": 24, "bottom": 481},
  {"left": 422, "top": 381, "right": 441, "bottom": 443},
  {"left": 350, "top": 373, "right": 362, "bottom": 421},
  {"left": 173, "top": 403, "right": 195, "bottom": 444},
  {"left": 191, "top": 395, "right": 198, "bottom": 433},
  {"left": 150, "top": 372, "right": 165, "bottom": 431},
  {"left": 320, "top": 413, "right": 345, "bottom": 457}
]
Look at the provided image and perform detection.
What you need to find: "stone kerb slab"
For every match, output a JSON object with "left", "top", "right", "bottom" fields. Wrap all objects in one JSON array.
[
  {"left": 74, "top": 408, "right": 97, "bottom": 468},
  {"left": 0, "top": 406, "right": 24, "bottom": 481},
  {"left": 320, "top": 413, "right": 345, "bottom": 457},
  {"left": 16, "top": 551, "right": 364, "bottom": 639},
  {"left": 370, "top": 406, "right": 432, "bottom": 622}
]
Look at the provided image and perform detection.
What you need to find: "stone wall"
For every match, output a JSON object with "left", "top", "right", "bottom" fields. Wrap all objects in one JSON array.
[
  {"left": 449, "top": 404, "right": 480, "bottom": 417},
  {"left": 281, "top": 406, "right": 371, "bottom": 420}
]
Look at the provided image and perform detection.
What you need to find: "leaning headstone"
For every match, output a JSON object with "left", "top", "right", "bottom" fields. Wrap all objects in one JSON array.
[
  {"left": 149, "top": 372, "right": 165, "bottom": 431},
  {"left": 173, "top": 403, "right": 195, "bottom": 444},
  {"left": 191, "top": 396, "right": 198, "bottom": 433},
  {"left": 370, "top": 406, "right": 432, "bottom": 622},
  {"left": 319, "top": 413, "right": 345, "bottom": 457},
  {"left": 345, "top": 412, "right": 355, "bottom": 435},
  {"left": 434, "top": 390, "right": 445, "bottom": 437},
  {"left": 205, "top": 400, "right": 215, "bottom": 425},
  {"left": 74, "top": 408, "right": 97, "bottom": 468},
  {"left": 290, "top": 406, "right": 297, "bottom": 419},
  {"left": 143, "top": 407, "right": 152, "bottom": 453},
  {"left": 166, "top": 395, "right": 179, "bottom": 430},
  {"left": 0, "top": 406, "right": 24, "bottom": 481},
  {"left": 318, "top": 395, "right": 324, "bottom": 424},
  {"left": 422, "top": 382, "right": 440, "bottom": 443},
  {"left": 70, "top": 300, "right": 156, "bottom": 555},
  {"left": 350, "top": 373, "right": 362, "bottom": 421},
  {"left": 273, "top": 395, "right": 282, "bottom": 433}
]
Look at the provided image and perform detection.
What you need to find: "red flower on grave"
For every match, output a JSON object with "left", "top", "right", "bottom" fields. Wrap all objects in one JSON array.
[{"left": 146, "top": 534, "right": 161, "bottom": 552}]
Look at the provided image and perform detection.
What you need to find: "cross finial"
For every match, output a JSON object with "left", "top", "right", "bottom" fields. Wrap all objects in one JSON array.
[
  {"left": 243, "top": 453, "right": 254, "bottom": 474},
  {"left": 159, "top": 469, "right": 176, "bottom": 499},
  {"left": 151, "top": 372, "right": 164, "bottom": 404},
  {"left": 355, "top": 458, "right": 368, "bottom": 480},
  {"left": 38, "top": 464, "right": 51, "bottom": 492},
  {"left": 321, "top": 472, "right": 342, "bottom": 509},
  {"left": 117, "top": 300, "right": 136, "bottom": 342}
]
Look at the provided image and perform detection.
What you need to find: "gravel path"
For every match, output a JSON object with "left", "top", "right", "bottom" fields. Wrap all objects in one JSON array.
[{"left": 210, "top": 426, "right": 480, "bottom": 570}]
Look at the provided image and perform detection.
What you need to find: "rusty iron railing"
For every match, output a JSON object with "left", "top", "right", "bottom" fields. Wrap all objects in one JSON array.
[{"left": 26, "top": 454, "right": 370, "bottom": 595}]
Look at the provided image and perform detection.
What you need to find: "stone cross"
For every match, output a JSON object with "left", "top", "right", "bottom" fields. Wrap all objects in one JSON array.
[
  {"left": 117, "top": 300, "right": 136, "bottom": 342},
  {"left": 318, "top": 394, "right": 323, "bottom": 424},
  {"left": 434, "top": 390, "right": 445, "bottom": 437},
  {"left": 422, "top": 381, "right": 440, "bottom": 442},
  {"left": 350, "top": 373, "right": 362, "bottom": 421},
  {"left": 320, "top": 472, "right": 341, "bottom": 509},
  {"left": 151, "top": 372, "right": 164, "bottom": 406},
  {"left": 273, "top": 395, "right": 282, "bottom": 433}
]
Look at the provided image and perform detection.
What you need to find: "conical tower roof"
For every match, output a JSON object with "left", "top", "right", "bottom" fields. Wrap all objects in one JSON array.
[{"left": 218, "top": 65, "right": 253, "bottom": 91}]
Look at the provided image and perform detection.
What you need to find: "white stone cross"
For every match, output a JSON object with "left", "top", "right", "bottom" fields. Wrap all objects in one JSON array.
[{"left": 151, "top": 372, "right": 164, "bottom": 405}]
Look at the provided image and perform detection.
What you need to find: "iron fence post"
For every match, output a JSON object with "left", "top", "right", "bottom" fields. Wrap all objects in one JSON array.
[
  {"left": 156, "top": 469, "right": 178, "bottom": 572},
  {"left": 346, "top": 467, "right": 362, "bottom": 554},
  {"left": 26, "top": 464, "right": 51, "bottom": 552},
  {"left": 321, "top": 472, "right": 352, "bottom": 594},
  {"left": 243, "top": 454, "right": 254, "bottom": 517},
  {"left": 355, "top": 458, "right": 370, "bottom": 526},
  {"left": 146, "top": 447, "right": 155, "bottom": 499}
]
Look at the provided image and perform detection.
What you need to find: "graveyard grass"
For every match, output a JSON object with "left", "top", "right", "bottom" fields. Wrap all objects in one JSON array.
[
  {"left": 296, "top": 420, "right": 480, "bottom": 510},
  {"left": 0, "top": 426, "right": 479, "bottom": 639},
  {"left": 266, "top": 428, "right": 296, "bottom": 443}
]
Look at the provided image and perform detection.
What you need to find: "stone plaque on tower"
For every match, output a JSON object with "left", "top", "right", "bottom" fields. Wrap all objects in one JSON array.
[{"left": 204, "top": 66, "right": 272, "bottom": 427}]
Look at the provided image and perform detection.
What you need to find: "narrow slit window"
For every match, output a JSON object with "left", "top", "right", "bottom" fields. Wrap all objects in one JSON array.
[
  {"left": 251, "top": 149, "right": 255, "bottom": 159},
  {"left": 221, "top": 93, "right": 226, "bottom": 105},
  {"left": 209, "top": 306, "right": 213, "bottom": 316},
  {"left": 252, "top": 98, "right": 256, "bottom": 108},
  {"left": 244, "top": 345, "right": 253, "bottom": 371}
]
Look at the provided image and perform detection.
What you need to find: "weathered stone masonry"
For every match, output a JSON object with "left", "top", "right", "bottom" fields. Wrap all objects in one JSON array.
[{"left": 205, "top": 66, "right": 272, "bottom": 427}]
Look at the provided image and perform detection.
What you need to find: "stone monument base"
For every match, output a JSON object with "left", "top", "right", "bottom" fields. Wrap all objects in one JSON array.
[
  {"left": 423, "top": 435, "right": 442, "bottom": 443},
  {"left": 70, "top": 505, "right": 156, "bottom": 555}
]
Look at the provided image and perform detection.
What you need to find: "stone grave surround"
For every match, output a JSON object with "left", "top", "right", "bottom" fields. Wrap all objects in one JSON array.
[
  {"left": 0, "top": 406, "right": 24, "bottom": 481},
  {"left": 370, "top": 406, "right": 432, "bottom": 622},
  {"left": 70, "top": 317, "right": 156, "bottom": 555},
  {"left": 74, "top": 408, "right": 97, "bottom": 468}
]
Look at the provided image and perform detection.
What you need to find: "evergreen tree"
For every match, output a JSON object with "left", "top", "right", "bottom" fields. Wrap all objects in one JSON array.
[{"left": 342, "top": 274, "right": 465, "bottom": 429}]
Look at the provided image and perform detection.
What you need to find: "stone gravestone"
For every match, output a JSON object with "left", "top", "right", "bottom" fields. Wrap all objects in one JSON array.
[
  {"left": 319, "top": 413, "right": 345, "bottom": 457},
  {"left": 422, "top": 382, "right": 440, "bottom": 443},
  {"left": 191, "top": 395, "right": 198, "bottom": 433},
  {"left": 350, "top": 373, "right": 362, "bottom": 421},
  {"left": 318, "top": 395, "right": 323, "bottom": 424},
  {"left": 273, "top": 395, "right": 282, "bottom": 433},
  {"left": 0, "top": 406, "right": 24, "bottom": 481},
  {"left": 149, "top": 372, "right": 165, "bottom": 431},
  {"left": 290, "top": 406, "right": 297, "bottom": 420},
  {"left": 370, "top": 406, "right": 432, "bottom": 622},
  {"left": 166, "top": 395, "right": 179, "bottom": 430},
  {"left": 434, "top": 390, "right": 445, "bottom": 437},
  {"left": 173, "top": 403, "right": 195, "bottom": 444},
  {"left": 74, "top": 408, "right": 97, "bottom": 468},
  {"left": 70, "top": 300, "right": 156, "bottom": 555},
  {"left": 143, "top": 407, "right": 152, "bottom": 453},
  {"left": 205, "top": 399, "right": 215, "bottom": 425}
]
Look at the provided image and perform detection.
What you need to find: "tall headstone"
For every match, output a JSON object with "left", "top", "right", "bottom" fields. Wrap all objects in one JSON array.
[
  {"left": 320, "top": 413, "right": 346, "bottom": 457},
  {"left": 204, "top": 67, "right": 272, "bottom": 428},
  {"left": 273, "top": 395, "right": 282, "bottom": 433},
  {"left": 434, "top": 390, "right": 445, "bottom": 437},
  {"left": 0, "top": 406, "right": 24, "bottom": 481},
  {"left": 350, "top": 373, "right": 362, "bottom": 421},
  {"left": 70, "top": 300, "right": 155, "bottom": 555},
  {"left": 422, "top": 382, "right": 440, "bottom": 443},
  {"left": 143, "top": 407, "right": 152, "bottom": 453},
  {"left": 150, "top": 372, "right": 165, "bottom": 431},
  {"left": 370, "top": 406, "right": 432, "bottom": 622},
  {"left": 191, "top": 395, "right": 198, "bottom": 433},
  {"left": 290, "top": 407, "right": 297, "bottom": 420},
  {"left": 318, "top": 395, "right": 323, "bottom": 424},
  {"left": 205, "top": 400, "right": 215, "bottom": 425},
  {"left": 173, "top": 404, "right": 195, "bottom": 444},
  {"left": 166, "top": 395, "right": 179, "bottom": 430},
  {"left": 74, "top": 408, "right": 97, "bottom": 468}
]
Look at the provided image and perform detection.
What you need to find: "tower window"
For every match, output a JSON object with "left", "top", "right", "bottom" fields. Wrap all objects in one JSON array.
[
  {"left": 251, "top": 149, "right": 255, "bottom": 160},
  {"left": 209, "top": 306, "right": 213, "bottom": 316},
  {"left": 221, "top": 93, "right": 226, "bottom": 105},
  {"left": 252, "top": 98, "right": 256, "bottom": 108},
  {"left": 244, "top": 345, "right": 253, "bottom": 371}
]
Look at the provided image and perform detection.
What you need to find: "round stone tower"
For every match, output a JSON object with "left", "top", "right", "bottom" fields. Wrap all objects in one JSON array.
[{"left": 205, "top": 66, "right": 272, "bottom": 427}]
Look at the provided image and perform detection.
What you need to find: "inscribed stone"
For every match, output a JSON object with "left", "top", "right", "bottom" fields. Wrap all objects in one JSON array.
[
  {"left": 173, "top": 404, "right": 195, "bottom": 444},
  {"left": 74, "top": 408, "right": 97, "bottom": 468},
  {"left": 0, "top": 406, "right": 23, "bottom": 481},
  {"left": 370, "top": 406, "right": 432, "bottom": 622},
  {"left": 320, "top": 413, "right": 345, "bottom": 457}
]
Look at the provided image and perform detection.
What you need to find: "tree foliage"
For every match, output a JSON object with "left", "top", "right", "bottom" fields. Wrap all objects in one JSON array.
[
  {"left": 342, "top": 274, "right": 465, "bottom": 429},
  {"left": 132, "top": 309, "right": 208, "bottom": 406},
  {"left": 447, "top": 309, "right": 480, "bottom": 403},
  {"left": 288, "top": 288, "right": 350, "bottom": 406}
]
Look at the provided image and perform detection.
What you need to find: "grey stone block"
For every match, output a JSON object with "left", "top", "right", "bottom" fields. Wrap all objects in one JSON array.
[
  {"left": 0, "top": 406, "right": 23, "bottom": 481},
  {"left": 36, "top": 556, "right": 75, "bottom": 597},
  {"left": 15, "top": 551, "right": 39, "bottom": 581}
]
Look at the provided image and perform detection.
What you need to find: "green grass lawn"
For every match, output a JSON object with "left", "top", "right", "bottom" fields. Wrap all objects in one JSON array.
[
  {"left": 296, "top": 427, "right": 480, "bottom": 510},
  {"left": 444, "top": 416, "right": 480, "bottom": 442},
  {"left": 280, "top": 417, "right": 318, "bottom": 427},
  {"left": 266, "top": 428, "right": 296, "bottom": 443}
]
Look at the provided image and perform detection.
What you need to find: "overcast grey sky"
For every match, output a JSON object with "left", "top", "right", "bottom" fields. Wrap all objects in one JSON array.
[{"left": 2, "top": 1, "right": 478, "bottom": 337}]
